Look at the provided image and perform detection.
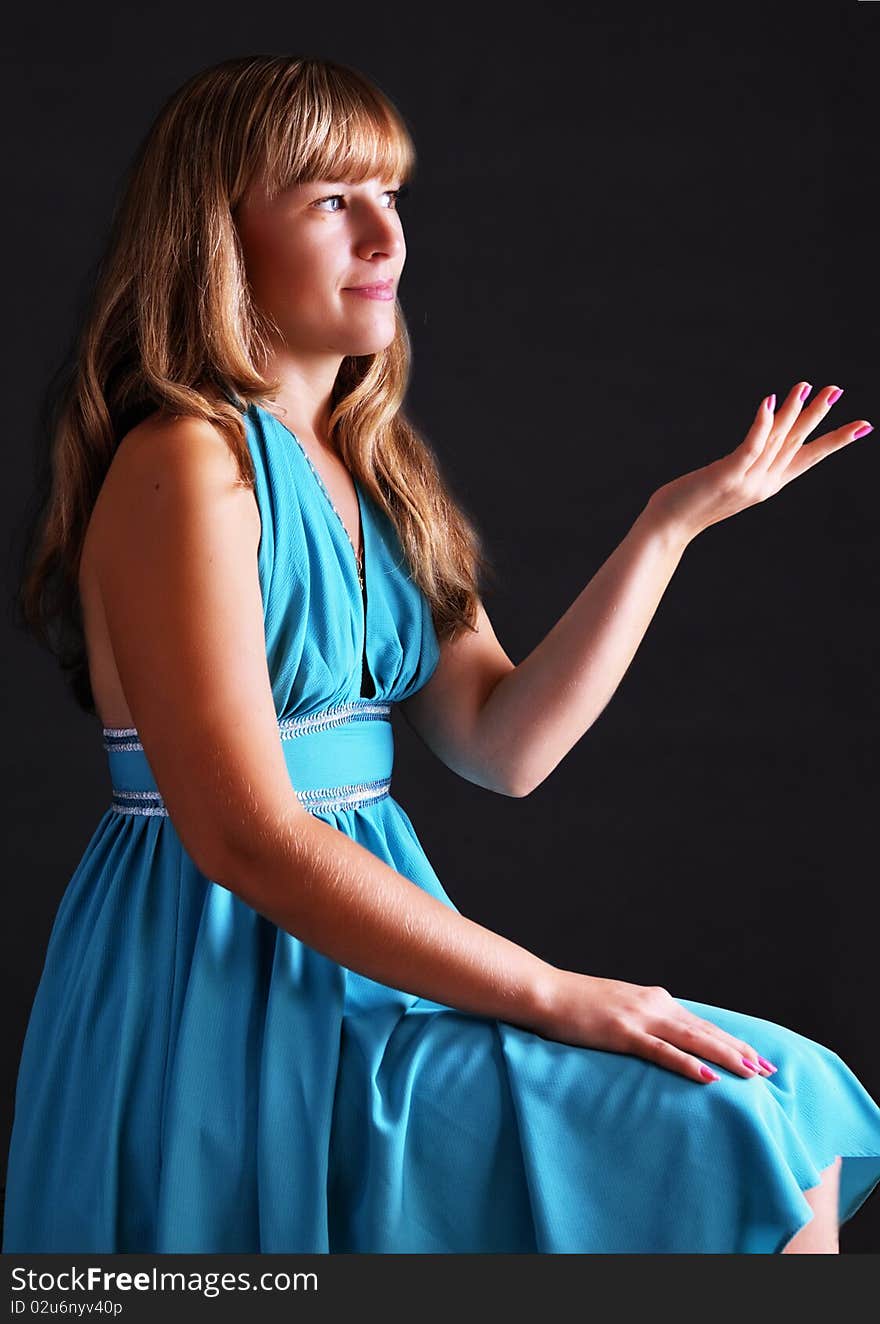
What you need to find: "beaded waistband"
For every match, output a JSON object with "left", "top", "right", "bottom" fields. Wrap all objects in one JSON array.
[
  {"left": 104, "top": 699, "right": 394, "bottom": 817},
  {"left": 108, "top": 778, "right": 391, "bottom": 817}
]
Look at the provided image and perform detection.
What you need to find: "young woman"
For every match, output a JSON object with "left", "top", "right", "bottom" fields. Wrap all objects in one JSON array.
[{"left": 4, "top": 53, "right": 880, "bottom": 1256}]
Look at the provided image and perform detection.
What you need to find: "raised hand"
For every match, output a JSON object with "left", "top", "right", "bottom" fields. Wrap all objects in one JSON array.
[{"left": 650, "top": 382, "right": 873, "bottom": 540}]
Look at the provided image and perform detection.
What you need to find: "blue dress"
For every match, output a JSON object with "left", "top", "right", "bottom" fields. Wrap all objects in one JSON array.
[{"left": 4, "top": 401, "right": 880, "bottom": 1254}]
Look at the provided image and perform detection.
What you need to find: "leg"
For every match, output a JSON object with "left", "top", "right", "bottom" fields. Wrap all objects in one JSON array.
[{"left": 780, "top": 1155, "right": 842, "bottom": 1253}]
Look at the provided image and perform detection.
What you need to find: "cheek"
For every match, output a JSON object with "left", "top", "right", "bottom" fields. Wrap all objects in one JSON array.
[
  {"left": 238, "top": 222, "right": 301, "bottom": 296},
  {"left": 257, "top": 241, "right": 330, "bottom": 306}
]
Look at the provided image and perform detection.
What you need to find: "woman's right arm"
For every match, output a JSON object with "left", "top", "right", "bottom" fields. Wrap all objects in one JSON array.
[
  {"left": 95, "top": 413, "right": 772, "bottom": 1083},
  {"left": 216, "top": 791, "right": 559, "bottom": 1029}
]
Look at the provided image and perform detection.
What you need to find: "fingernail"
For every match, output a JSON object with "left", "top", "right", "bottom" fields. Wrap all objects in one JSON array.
[
  {"left": 758, "top": 1056, "right": 778, "bottom": 1073},
  {"left": 766, "top": 393, "right": 776, "bottom": 412},
  {"left": 827, "top": 387, "right": 844, "bottom": 405},
  {"left": 742, "top": 1057, "right": 759, "bottom": 1071},
  {"left": 853, "top": 423, "right": 874, "bottom": 439},
  {"left": 799, "top": 383, "right": 812, "bottom": 402},
  {"left": 700, "top": 1065, "right": 720, "bottom": 1082}
]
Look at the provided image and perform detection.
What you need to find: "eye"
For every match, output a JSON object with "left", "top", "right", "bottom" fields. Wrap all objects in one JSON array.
[{"left": 312, "top": 186, "right": 410, "bottom": 212}]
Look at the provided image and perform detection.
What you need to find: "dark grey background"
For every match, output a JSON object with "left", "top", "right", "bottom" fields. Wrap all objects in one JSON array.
[{"left": 3, "top": 3, "right": 878, "bottom": 1250}]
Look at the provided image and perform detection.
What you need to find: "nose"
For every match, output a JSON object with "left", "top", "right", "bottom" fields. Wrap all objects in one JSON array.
[{"left": 355, "top": 205, "right": 405, "bottom": 261}]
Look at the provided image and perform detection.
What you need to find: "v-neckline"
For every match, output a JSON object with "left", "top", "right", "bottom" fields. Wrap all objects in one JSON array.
[
  {"left": 254, "top": 404, "right": 366, "bottom": 578},
  {"left": 253, "top": 403, "right": 377, "bottom": 699}
]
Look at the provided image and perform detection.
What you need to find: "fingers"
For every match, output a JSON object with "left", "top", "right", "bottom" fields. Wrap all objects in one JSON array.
[
  {"left": 682, "top": 1012, "right": 769, "bottom": 1067},
  {"left": 667, "top": 1016, "right": 774, "bottom": 1078},
  {"left": 765, "top": 382, "right": 846, "bottom": 476},
  {"left": 640, "top": 1034, "right": 738, "bottom": 1085},
  {"left": 664, "top": 1000, "right": 773, "bottom": 1074},
  {"left": 742, "top": 380, "right": 811, "bottom": 474},
  {"left": 750, "top": 381, "right": 873, "bottom": 483},
  {"left": 620, "top": 990, "right": 781, "bottom": 1087},
  {"left": 737, "top": 394, "right": 777, "bottom": 468},
  {"left": 638, "top": 1014, "right": 779, "bottom": 1087},
  {"left": 751, "top": 378, "right": 868, "bottom": 471},
  {"left": 785, "top": 421, "right": 873, "bottom": 481}
]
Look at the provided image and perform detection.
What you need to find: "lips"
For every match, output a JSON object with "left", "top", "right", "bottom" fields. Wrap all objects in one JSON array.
[{"left": 345, "top": 279, "right": 394, "bottom": 294}]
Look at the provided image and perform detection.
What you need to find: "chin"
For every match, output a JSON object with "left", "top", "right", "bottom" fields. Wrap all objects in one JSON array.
[{"left": 339, "top": 325, "right": 397, "bottom": 357}]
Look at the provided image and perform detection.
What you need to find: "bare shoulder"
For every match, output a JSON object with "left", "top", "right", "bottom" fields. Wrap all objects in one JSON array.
[
  {"left": 100, "top": 409, "right": 257, "bottom": 522},
  {"left": 85, "top": 409, "right": 260, "bottom": 588}
]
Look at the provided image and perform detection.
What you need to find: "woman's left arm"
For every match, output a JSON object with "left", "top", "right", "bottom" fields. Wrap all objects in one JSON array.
[
  {"left": 402, "top": 381, "right": 870, "bottom": 796},
  {"left": 478, "top": 498, "right": 691, "bottom": 796}
]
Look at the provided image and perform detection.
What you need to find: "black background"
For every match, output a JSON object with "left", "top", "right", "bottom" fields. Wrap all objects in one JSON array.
[{"left": 2, "top": 3, "right": 878, "bottom": 1250}]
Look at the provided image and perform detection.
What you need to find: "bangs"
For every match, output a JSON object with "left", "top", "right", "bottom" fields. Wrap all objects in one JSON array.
[{"left": 261, "top": 62, "right": 416, "bottom": 197}]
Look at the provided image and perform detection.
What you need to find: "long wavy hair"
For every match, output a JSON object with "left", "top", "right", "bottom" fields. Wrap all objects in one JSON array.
[{"left": 13, "top": 53, "right": 494, "bottom": 717}]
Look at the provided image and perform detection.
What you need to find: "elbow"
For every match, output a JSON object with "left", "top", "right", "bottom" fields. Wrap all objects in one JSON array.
[
  {"left": 188, "top": 804, "right": 315, "bottom": 890},
  {"left": 486, "top": 751, "right": 538, "bottom": 799},
  {"left": 503, "top": 766, "right": 538, "bottom": 799},
  {"left": 470, "top": 767, "right": 532, "bottom": 799},
  {"left": 184, "top": 832, "right": 248, "bottom": 888},
  {"left": 474, "top": 769, "right": 529, "bottom": 799},
  {"left": 505, "top": 756, "right": 555, "bottom": 798},
  {"left": 480, "top": 756, "right": 533, "bottom": 799}
]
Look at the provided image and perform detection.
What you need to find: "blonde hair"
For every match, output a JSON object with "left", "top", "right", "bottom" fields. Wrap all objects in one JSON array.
[{"left": 15, "top": 53, "right": 494, "bottom": 715}]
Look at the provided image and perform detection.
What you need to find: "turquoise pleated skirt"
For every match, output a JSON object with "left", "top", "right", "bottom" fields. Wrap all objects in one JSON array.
[{"left": 4, "top": 702, "right": 880, "bottom": 1253}]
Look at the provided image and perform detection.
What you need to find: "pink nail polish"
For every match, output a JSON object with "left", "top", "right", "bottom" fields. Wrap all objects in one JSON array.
[
  {"left": 758, "top": 1056, "right": 778, "bottom": 1073},
  {"left": 827, "top": 387, "right": 844, "bottom": 405},
  {"left": 853, "top": 423, "right": 873, "bottom": 439},
  {"left": 700, "top": 1065, "right": 720, "bottom": 1082},
  {"left": 766, "top": 393, "right": 776, "bottom": 412},
  {"left": 799, "top": 383, "right": 811, "bottom": 402},
  {"left": 742, "top": 1057, "right": 759, "bottom": 1071}
]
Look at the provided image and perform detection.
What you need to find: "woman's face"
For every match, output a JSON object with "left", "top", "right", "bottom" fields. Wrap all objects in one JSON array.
[{"left": 234, "top": 170, "right": 406, "bottom": 359}]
